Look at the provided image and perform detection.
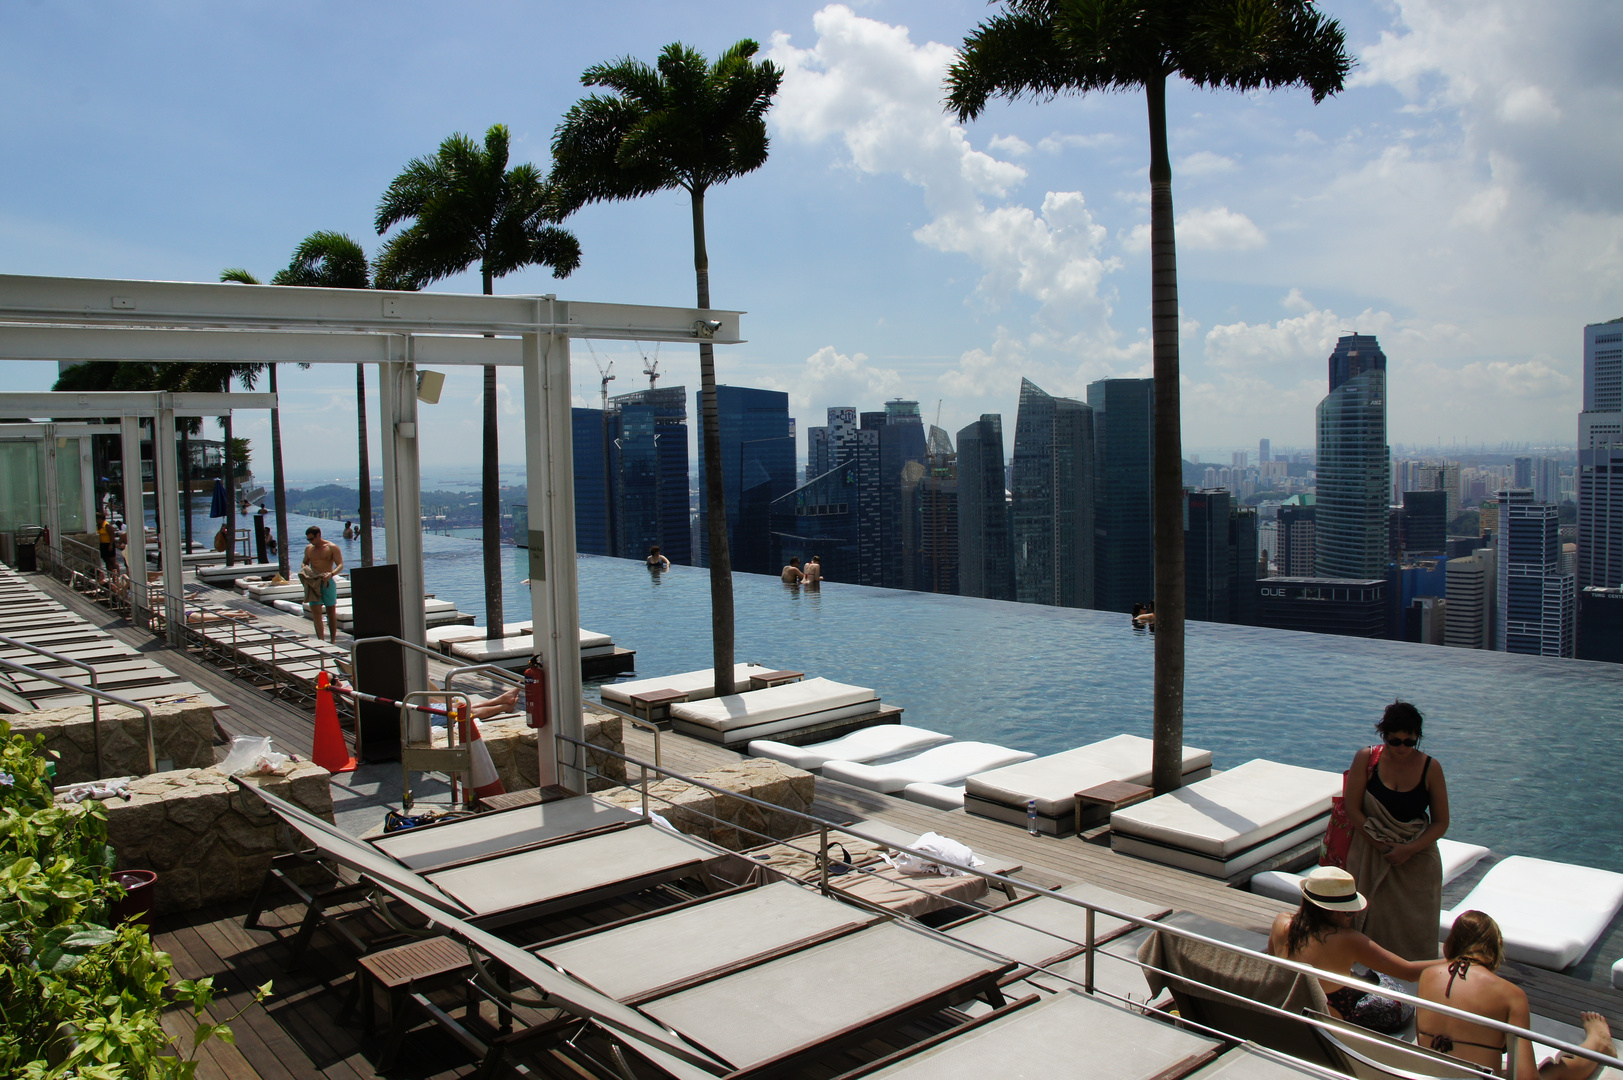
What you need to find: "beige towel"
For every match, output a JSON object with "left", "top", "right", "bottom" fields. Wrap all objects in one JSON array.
[
  {"left": 1348, "top": 794, "right": 1442, "bottom": 960},
  {"left": 297, "top": 564, "right": 322, "bottom": 606}
]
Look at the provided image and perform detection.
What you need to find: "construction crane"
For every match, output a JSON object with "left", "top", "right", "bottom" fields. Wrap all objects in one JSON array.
[
  {"left": 594, "top": 355, "right": 616, "bottom": 410},
  {"left": 640, "top": 342, "right": 662, "bottom": 390}
]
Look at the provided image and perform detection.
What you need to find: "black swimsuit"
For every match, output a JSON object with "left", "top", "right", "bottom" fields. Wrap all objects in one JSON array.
[{"left": 1367, "top": 755, "right": 1432, "bottom": 821}]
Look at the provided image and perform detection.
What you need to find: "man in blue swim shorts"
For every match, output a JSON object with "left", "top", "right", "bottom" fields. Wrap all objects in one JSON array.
[{"left": 302, "top": 526, "right": 345, "bottom": 643}]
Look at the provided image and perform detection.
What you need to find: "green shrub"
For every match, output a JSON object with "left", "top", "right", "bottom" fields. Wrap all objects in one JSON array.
[{"left": 0, "top": 720, "right": 269, "bottom": 1078}]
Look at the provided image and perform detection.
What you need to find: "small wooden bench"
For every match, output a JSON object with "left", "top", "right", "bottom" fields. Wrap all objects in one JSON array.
[
  {"left": 1075, "top": 780, "right": 1154, "bottom": 835},
  {"left": 747, "top": 669, "right": 804, "bottom": 690},
  {"left": 627, "top": 687, "right": 689, "bottom": 727}
]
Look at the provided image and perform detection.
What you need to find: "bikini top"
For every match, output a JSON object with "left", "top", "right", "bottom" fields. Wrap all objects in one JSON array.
[
  {"left": 1368, "top": 755, "right": 1432, "bottom": 822},
  {"left": 1419, "top": 959, "right": 1506, "bottom": 1054}
]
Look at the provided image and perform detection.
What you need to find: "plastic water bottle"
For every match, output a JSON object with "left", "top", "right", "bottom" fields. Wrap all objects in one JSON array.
[{"left": 1027, "top": 798, "right": 1039, "bottom": 837}]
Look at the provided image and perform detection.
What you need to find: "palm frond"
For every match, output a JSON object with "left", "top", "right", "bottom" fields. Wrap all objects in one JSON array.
[{"left": 219, "top": 268, "right": 262, "bottom": 285}]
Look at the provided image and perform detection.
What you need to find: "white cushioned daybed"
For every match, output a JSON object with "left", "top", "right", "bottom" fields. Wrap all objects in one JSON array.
[
  {"left": 1252, "top": 837, "right": 1490, "bottom": 905},
  {"left": 449, "top": 628, "right": 614, "bottom": 665},
  {"left": 196, "top": 561, "right": 280, "bottom": 585},
  {"left": 902, "top": 782, "right": 966, "bottom": 811},
  {"left": 965, "top": 734, "right": 1213, "bottom": 836},
  {"left": 426, "top": 621, "right": 535, "bottom": 651},
  {"left": 747, "top": 724, "right": 952, "bottom": 772},
  {"left": 669, "top": 677, "right": 882, "bottom": 746},
  {"left": 1439, "top": 855, "right": 1623, "bottom": 970},
  {"left": 601, "top": 663, "right": 773, "bottom": 706},
  {"left": 1110, "top": 759, "right": 1341, "bottom": 879},
  {"left": 822, "top": 742, "right": 1036, "bottom": 794}
]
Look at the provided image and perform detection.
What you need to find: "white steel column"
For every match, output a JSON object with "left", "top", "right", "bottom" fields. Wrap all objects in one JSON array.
[
  {"left": 379, "top": 351, "right": 428, "bottom": 738},
  {"left": 118, "top": 414, "right": 148, "bottom": 628},
  {"left": 41, "top": 431, "right": 61, "bottom": 567},
  {"left": 78, "top": 435, "right": 95, "bottom": 536},
  {"left": 153, "top": 401, "right": 184, "bottom": 645},
  {"left": 524, "top": 299, "right": 583, "bottom": 791}
]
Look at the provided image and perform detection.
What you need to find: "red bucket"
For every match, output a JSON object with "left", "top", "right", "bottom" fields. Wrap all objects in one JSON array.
[{"left": 109, "top": 869, "right": 158, "bottom": 931}]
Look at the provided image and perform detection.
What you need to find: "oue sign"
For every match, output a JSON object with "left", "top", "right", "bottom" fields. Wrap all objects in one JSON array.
[{"left": 1261, "top": 587, "right": 1287, "bottom": 597}]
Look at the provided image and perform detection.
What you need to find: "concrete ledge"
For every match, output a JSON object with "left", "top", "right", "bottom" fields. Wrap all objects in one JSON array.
[
  {"left": 435, "top": 708, "right": 626, "bottom": 793},
  {"left": 105, "top": 761, "right": 334, "bottom": 914},
  {"left": 17, "top": 700, "right": 216, "bottom": 784},
  {"left": 600, "top": 758, "right": 816, "bottom": 850}
]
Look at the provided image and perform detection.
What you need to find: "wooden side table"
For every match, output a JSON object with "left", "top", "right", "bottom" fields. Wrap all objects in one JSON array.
[
  {"left": 628, "top": 687, "right": 689, "bottom": 727},
  {"left": 748, "top": 669, "right": 804, "bottom": 690},
  {"left": 1075, "top": 780, "right": 1154, "bottom": 835}
]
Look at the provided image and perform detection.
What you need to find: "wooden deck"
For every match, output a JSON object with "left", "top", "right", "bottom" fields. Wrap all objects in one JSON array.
[{"left": 13, "top": 568, "right": 1623, "bottom": 1078}]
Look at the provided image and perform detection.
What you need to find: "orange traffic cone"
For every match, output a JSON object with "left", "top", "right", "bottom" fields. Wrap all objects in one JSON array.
[
  {"left": 312, "top": 671, "right": 358, "bottom": 774},
  {"left": 457, "top": 703, "right": 505, "bottom": 804}
]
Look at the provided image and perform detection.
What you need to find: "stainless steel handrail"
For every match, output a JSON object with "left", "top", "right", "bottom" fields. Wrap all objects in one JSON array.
[
  {"left": 0, "top": 657, "right": 157, "bottom": 775},
  {"left": 553, "top": 733, "right": 1623, "bottom": 1080},
  {"left": 0, "top": 632, "right": 105, "bottom": 778}
]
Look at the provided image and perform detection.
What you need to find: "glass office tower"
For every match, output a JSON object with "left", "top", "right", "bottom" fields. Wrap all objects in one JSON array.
[
  {"left": 1087, "top": 378, "right": 1154, "bottom": 614},
  {"left": 696, "top": 386, "right": 795, "bottom": 576},
  {"left": 1315, "top": 334, "right": 1391, "bottom": 579},
  {"left": 1011, "top": 378, "right": 1095, "bottom": 608},
  {"left": 957, "top": 415, "right": 1013, "bottom": 601}
]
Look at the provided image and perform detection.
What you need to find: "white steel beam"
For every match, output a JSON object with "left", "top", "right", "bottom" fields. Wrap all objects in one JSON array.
[
  {"left": 0, "top": 325, "right": 524, "bottom": 367},
  {"left": 0, "top": 422, "right": 108, "bottom": 438},
  {"left": 0, "top": 391, "right": 277, "bottom": 417},
  {"left": 118, "top": 416, "right": 148, "bottom": 629},
  {"left": 153, "top": 404, "right": 184, "bottom": 645},
  {"left": 379, "top": 351, "right": 428, "bottom": 731}
]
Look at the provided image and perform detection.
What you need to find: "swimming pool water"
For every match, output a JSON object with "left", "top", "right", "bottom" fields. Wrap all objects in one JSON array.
[{"left": 241, "top": 512, "right": 1623, "bottom": 875}]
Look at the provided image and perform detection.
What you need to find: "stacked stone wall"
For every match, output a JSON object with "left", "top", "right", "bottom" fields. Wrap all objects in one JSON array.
[{"left": 14, "top": 701, "right": 216, "bottom": 784}]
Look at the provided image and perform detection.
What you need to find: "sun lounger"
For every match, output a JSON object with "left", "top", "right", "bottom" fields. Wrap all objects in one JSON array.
[
  {"left": 944, "top": 882, "right": 1172, "bottom": 971},
  {"left": 448, "top": 627, "right": 615, "bottom": 665},
  {"left": 1308, "top": 1010, "right": 1492, "bottom": 1080},
  {"left": 1253, "top": 837, "right": 1492, "bottom": 905},
  {"left": 903, "top": 782, "right": 966, "bottom": 810},
  {"left": 670, "top": 676, "right": 892, "bottom": 746},
  {"left": 601, "top": 662, "right": 774, "bottom": 706},
  {"left": 1110, "top": 759, "right": 1342, "bottom": 879},
  {"left": 851, "top": 989, "right": 1221, "bottom": 1080},
  {"left": 369, "top": 795, "right": 643, "bottom": 870},
  {"left": 822, "top": 741, "right": 1036, "bottom": 794},
  {"left": 966, "top": 734, "right": 1213, "bottom": 835},
  {"left": 1190, "top": 1046, "right": 1381, "bottom": 1080},
  {"left": 747, "top": 724, "right": 953, "bottom": 772},
  {"left": 1439, "top": 855, "right": 1623, "bottom": 969},
  {"left": 195, "top": 561, "right": 280, "bottom": 584}
]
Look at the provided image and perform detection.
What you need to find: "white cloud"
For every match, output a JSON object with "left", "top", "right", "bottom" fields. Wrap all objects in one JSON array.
[
  {"left": 754, "top": 345, "right": 903, "bottom": 416},
  {"left": 988, "top": 134, "right": 1031, "bottom": 156},
  {"left": 1121, "top": 207, "right": 1265, "bottom": 253},
  {"left": 1177, "top": 150, "right": 1238, "bottom": 176},
  {"left": 1037, "top": 132, "right": 1118, "bottom": 153}
]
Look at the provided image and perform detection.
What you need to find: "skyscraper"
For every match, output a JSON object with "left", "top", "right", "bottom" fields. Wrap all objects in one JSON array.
[
  {"left": 1315, "top": 334, "right": 1391, "bottom": 578},
  {"left": 1444, "top": 546, "right": 1495, "bottom": 649},
  {"left": 1497, "top": 488, "right": 1574, "bottom": 657},
  {"left": 1578, "top": 317, "right": 1623, "bottom": 592},
  {"left": 572, "top": 406, "right": 610, "bottom": 556},
  {"left": 1011, "top": 379, "right": 1095, "bottom": 607},
  {"left": 1400, "top": 489, "right": 1447, "bottom": 555},
  {"left": 957, "top": 415, "right": 1013, "bottom": 601},
  {"left": 1087, "top": 378, "right": 1154, "bottom": 613},
  {"left": 1183, "top": 489, "right": 1257, "bottom": 624},
  {"left": 1259, "top": 438, "right": 1271, "bottom": 464},
  {"left": 610, "top": 385, "right": 691, "bottom": 565},
  {"left": 877, "top": 400, "right": 928, "bottom": 588},
  {"left": 1277, "top": 497, "right": 1316, "bottom": 577},
  {"left": 911, "top": 426, "right": 959, "bottom": 594},
  {"left": 696, "top": 386, "right": 795, "bottom": 576}
]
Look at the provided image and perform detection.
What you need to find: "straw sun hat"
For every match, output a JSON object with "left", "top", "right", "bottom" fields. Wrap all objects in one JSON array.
[{"left": 1299, "top": 866, "right": 1368, "bottom": 912}]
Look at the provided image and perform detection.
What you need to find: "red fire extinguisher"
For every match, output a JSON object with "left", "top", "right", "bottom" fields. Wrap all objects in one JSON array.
[{"left": 524, "top": 656, "right": 549, "bottom": 730}]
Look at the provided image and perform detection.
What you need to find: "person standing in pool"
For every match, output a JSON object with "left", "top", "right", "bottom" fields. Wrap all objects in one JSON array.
[
  {"left": 301, "top": 525, "right": 344, "bottom": 643},
  {"left": 801, "top": 555, "right": 822, "bottom": 587},
  {"left": 1344, "top": 700, "right": 1450, "bottom": 959},
  {"left": 645, "top": 545, "right": 670, "bottom": 571},
  {"left": 780, "top": 557, "right": 803, "bottom": 584}
]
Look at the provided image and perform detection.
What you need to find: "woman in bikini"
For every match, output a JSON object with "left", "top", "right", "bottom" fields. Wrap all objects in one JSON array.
[
  {"left": 1418, "top": 911, "right": 1613, "bottom": 1080},
  {"left": 1268, "top": 866, "right": 1447, "bottom": 1034}
]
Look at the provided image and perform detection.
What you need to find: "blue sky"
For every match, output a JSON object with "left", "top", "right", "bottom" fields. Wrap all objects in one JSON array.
[{"left": 2, "top": 1, "right": 1618, "bottom": 483}]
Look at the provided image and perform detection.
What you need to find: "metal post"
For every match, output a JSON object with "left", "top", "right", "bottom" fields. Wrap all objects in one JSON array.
[
  {"left": 118, "top": 414, "right": 148, "bottom": 630},
  {"left": 1084, "top": 907, "right": 1096, "bottom": 994},
  {"left": 819, "top": 825, "right": 831, "bottom": 897},
  {"left": 1507, "top": 1033, "right": 1519, "bottom": 1080},
  {"left": 41, "top": 429, "right": 62, "bottom": 571},
  {"left": 153, "top": 399, "right": 185, "bottom": 646},
  {"left": 640, "top": 763, "right": 649, "bottom": 821}
]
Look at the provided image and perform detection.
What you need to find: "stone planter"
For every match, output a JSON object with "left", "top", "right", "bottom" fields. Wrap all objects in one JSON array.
[
  {"left": 433, "top": 708, "right": 626, "bottom": 793},
  {"left": 15, "top": 700, "right": 216, "bottom": 784}
]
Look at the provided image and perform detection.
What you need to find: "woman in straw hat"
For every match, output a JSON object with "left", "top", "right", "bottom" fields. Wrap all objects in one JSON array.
[
  {"left": 1268, "top": 866, "right": 1448, "bottom": 1033},
  {"left": 1418, "top": 910, "right": 1613, "bottom": 1080}
]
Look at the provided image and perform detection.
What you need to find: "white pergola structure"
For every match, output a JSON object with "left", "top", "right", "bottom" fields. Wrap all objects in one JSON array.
[
  {"left": 0, "top": 392, "right": 277, "bottom": 634},
  {"left": 0, "top": 274, "right": 744, "bottom": 789}
]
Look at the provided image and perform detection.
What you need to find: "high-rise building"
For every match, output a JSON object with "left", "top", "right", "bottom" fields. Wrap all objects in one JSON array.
[
  {"left": 1315, "top": 335, "right": 1391, "bottom": 578},
  {"left": 1277, "top": 497, "right": 1316, "bottom": 577},
  {"left": 1086, "top": 378, "right": 1154, "bottom": 613},
  {"left": 1533, "top": 457, "right": 1561, "bottom": 505},
  {"left": 1401, "top": 490, "right": 1447, "bottom": 555},
  {"left": 1411, "top": 462, "right": 1461, "bottom": 523},
  {"left": 610, "top": 386, "right": 690, "bottom": 565},
  {"left": 1011, "top": 379, "right": 1095, "bottom": 607},
  {"left": 957, "top": 415, "right": 1013, "bottom": 601},
  {"left": 1513, "top": 457, "right": 1534, "bottom": 490},
  {"left": 1578, "top": 318, "right": 1623, "bottom": 593},
  {"left": 1497, "top": 488, "right": 1574, "bottom": 657},
  {"left": 696, "top": 386, "right": 795, "bottom": 576},
  {"left": 1184, "top": 488, "right": 1259, "bottom": 625},
  {"left": 769, "top": 459, "right": 860, "bottom": 582},
  {"left": 911, "top": 426, "right": 959, "bottom": 594},
  {"left": 572, "top": 406, "right": 610, "bottom": 556},
  {"left": 1254, "top": 577, "right": 1386, "bottom": 637},
  {"left": 1259, "top": 438, "right": 1271, "bottom": 464},
  {"left": 878, "top": 400, "right": 928, "bottom": 589},
  {"left": 1444, "top": 546, "right": 1495, "bottom": 649},
  {"left": 1577, "top": 587, "right": 1623, "bottom": 663}
]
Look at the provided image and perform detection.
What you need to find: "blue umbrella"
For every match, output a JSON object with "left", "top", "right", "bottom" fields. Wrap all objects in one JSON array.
[{"left": 209, "top": 478, "right": 229, "bottom": 518}]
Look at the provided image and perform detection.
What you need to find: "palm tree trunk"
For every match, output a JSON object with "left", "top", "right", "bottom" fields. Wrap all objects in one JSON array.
[
  {"left": 481, "top": 269, "right": 505, "bottom": 640},
  {"left": 181, "top": 425, "right": 193, "bottom": 552},
  {"left": 357, "top": 364, "right": 374, "bottom": 567},
  {"left": 269, "top": 365, "right": 291, "bottom": 579},
  {"left": 223, "top": 403, "right": 236, "bottom": 569},
  {"left": 692, "top": 187, "right": 736, "bottom": 697},
  {"left": 1147, "top": 73, "right": 1186, "bottom": 795}
]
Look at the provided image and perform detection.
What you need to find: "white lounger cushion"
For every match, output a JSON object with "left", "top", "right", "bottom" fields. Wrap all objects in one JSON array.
[
  {"left": 1440, "top": 855, "right": 1623, "bottom": 970},
  {"left": 748, "top": 725, "right": 953, "bottom": 771},
  {"left": 427, "top": 622, "right": 536, "bottom": 647},
  {"left": 670, "top": 677, "right": 875, "bottom": 734},
  {"left": 1253, "top": 837, "right": 1493, "bottom": 904},
  {"left": 903, "top": 783, "right": 966, "bottom": 811},
  {"left": 1111, "top": 759, "right": 1341, "bottom": 858},
  {"left": 822, "top": 742, "right": 1036, "bottom": 794},
  {"left": 967, "top": 734, "right": 1213, "bottom": 818},
  {"left": 601, "top": 663, "right": 774, "bottom": 705},
  {"left": 450, "top": 628, "right": 613, "bottom": 663}
]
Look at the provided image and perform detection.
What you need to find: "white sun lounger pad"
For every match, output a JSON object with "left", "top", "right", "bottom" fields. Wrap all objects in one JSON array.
[
  {"left": 1110, "top": 759, "right": 1341, "bottom": 858},
  {"left": 669, "top": 676, "right": 875, "bottom": 733},
  {"left": 601, "top": 663, "right": 774, "bottom": 705},
  {"left": 822, "top": 742, "right": 1036, "bottom": 793},
  {"left": 748, "top": 724, "right": 953, "bottom": 770},
  {"left": 967, "top": 734, "right": 1213, "bottom": 817},
  {"left": 1441, "top": 855, "right": 1623, "bottom": 970}
]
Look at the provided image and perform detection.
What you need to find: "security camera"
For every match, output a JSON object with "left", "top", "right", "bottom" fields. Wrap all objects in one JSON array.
[{"left": 694, "top": 319, "right": 723, "bottom": 340}]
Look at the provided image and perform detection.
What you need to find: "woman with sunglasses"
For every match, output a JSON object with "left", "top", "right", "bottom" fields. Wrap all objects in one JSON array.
[{"left": 1343, "top": 700, "right": 1451, "bottom": 960}]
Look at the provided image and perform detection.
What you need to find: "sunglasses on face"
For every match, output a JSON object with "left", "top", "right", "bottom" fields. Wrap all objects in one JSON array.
[{"left": 1384, "top": 735, "right": 1419, "bottom": 747}]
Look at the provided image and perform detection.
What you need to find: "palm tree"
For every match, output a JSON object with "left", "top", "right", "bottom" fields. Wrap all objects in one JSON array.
[
  {"left": 374, "top": 124, "right": 581, "bottom": 640},
  {"left": 947, "top": 0, "right": 1350, "bottom": 793},
  {"left": 271, "top": 231, "right": 378, "bottom": 567},
  {"left": 550, "top": 40, "right": 782, "bottom": 697},
  {"left": 219, "top": 269, "right": 299, "bottom": 577}
]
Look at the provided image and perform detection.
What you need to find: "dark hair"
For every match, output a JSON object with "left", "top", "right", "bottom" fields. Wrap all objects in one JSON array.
[
  {"left": 1377, "top": 700, "right": 1424, "bottom": 739},
  {"left": 306, "top": 526, "right": 321, "bottom": 538},
  {"left": 648, "top": 546, "right": 661, "bottom": 556},
  {"left": 1444, "top": 910, "right": 1504, "bottom": 970},
  {"left": 1286, "top": 897, "right": 1341, "bottom": 956}
]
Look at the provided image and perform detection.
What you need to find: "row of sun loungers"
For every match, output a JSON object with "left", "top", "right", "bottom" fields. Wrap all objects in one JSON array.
[
  {"left": 0, "top": 564, "right": 218, "bottom": 713},
  {"left": 422, "top": 621, "right": 636, "bottom": 677}
]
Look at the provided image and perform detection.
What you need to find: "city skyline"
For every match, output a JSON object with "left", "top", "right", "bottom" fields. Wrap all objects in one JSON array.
[{"left": 0, "top": 1, "right": 1617, "bottom": 478}]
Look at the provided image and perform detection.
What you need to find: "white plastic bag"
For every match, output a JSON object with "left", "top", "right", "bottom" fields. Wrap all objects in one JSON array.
[
  {"left": 888, "top": 831, "right": 984, "bottom": 877},
  {"left": 219, "top": 736, "right": 291, "bottom": 777}
]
